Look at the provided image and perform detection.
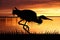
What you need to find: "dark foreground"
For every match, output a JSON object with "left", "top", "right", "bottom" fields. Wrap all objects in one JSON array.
[{"left": 0, "top": 34, "right": 60, "bottom": 40}]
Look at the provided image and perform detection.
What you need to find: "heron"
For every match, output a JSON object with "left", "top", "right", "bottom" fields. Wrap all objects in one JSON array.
[{"left": 12, "top": 7, "right": 52, "bottom": 34}]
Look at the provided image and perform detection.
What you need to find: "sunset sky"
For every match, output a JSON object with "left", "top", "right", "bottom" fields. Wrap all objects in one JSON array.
[
  {"left": 0, "top": 0, "right": 60, "bottom": 34},
  {"left": 0, "top": 0, "right": 60, "bottom": 16}
]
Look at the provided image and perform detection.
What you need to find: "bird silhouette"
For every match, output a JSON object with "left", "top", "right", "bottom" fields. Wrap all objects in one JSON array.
[{"left": 12, "top": 7, "right": 53, "bottom": 34}]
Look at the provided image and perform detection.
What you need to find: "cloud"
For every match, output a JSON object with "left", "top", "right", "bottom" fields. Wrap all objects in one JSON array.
[
  {"left": 0, "top": 0, "right": 60, "bottom": 9},
  {"left": 52, "top": 0, "right": 60, "bottom": 2}
]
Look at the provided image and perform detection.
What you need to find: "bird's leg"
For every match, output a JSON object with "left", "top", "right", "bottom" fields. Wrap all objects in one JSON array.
[
  {"left": 18, "top": 20, "right": 23, "bottom": 25},
  {"left": 23, "top": 21, "right": 29, "bottom": 31},
  {"left": 23, "top": 25, "right": 30, "bottom": 34},
  {"left": 18, "top": 20, "right": 30, "bottom": 34}
]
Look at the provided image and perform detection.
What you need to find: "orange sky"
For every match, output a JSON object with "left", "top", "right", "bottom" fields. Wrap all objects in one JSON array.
[
  {"left": 0, "top": 0, "right": 60, "bottom": 34},
  {"left": 0, "top": 0, "right": 60, "bottom": 16}
]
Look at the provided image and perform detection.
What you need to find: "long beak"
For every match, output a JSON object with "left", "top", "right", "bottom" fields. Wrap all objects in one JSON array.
[
  {"left": 48, "top": 19, "right": 53, "bottom": 21},
  {"left": 39, "top": 15, "right": 53, "bottom": 21}
]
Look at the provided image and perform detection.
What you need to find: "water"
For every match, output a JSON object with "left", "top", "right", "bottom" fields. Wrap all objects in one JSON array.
[{"left": 0, "top": 16, "right": 60, "bottom": 34}]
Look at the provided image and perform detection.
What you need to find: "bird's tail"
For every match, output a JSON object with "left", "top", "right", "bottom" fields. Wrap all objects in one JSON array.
[{"left": 38, "top": 15, "right": 53, "bottom": 21}]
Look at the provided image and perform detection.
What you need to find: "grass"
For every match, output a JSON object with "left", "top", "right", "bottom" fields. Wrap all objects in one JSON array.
[
  {"left": 0, "top": 33, "right": 60, "bottom": 40},
  {"left": 0, "top": 29, "right": 60, "bottom": 39},
  {"left": 0, "top": 31, "right": 60, "bottom": 40},
  {"left": 0, "top": 30, "right": 60, "bottom": 35},
  {"left": 0, "top": 29, "right": 60, "bottom": 34}
]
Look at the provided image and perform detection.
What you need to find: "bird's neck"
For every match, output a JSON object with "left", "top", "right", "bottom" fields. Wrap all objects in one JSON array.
[{"left": 35, "top": 18, "right": 42, "bottom": 24}]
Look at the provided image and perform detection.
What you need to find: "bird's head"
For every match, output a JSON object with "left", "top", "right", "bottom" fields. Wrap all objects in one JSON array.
[
  {"left": 39, "top": 15, "right": 53, "bottom": 21},
  {"left": 42, "top": 17, "right": 53, "bottom": 21}
]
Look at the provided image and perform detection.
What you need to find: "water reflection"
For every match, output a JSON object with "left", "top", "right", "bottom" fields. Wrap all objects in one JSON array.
[
  {"left": 0, "top": 17, "right": 19, "bottom": 26},
  {"left": 0, "top": 17, "right": 22, "bottom": 33},
  {"left": 0, "top": 16, "right": 60, "bottom": 34}
]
